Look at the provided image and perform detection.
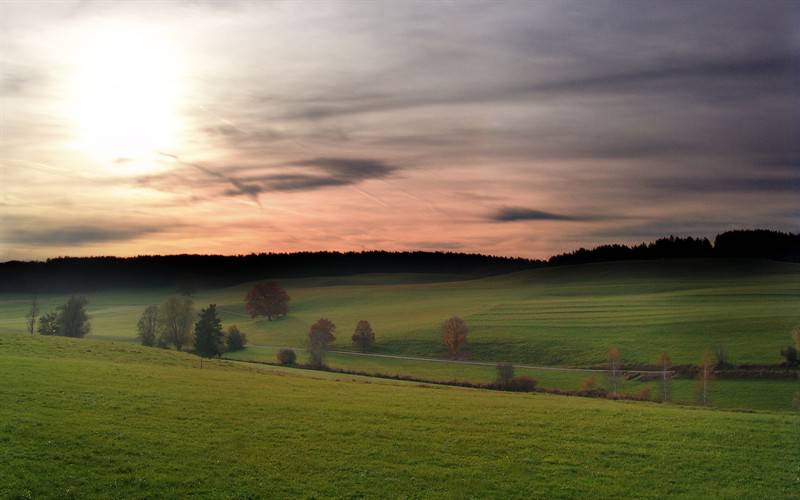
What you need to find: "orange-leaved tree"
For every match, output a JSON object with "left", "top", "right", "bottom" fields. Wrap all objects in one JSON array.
[{"left": 442, "top": 316, "right": 468, "bottom": 359}]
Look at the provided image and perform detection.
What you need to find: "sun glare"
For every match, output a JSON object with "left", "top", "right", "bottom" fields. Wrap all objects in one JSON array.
[{"left": 67, "top": 23, "right": 184, "bottom": 169}]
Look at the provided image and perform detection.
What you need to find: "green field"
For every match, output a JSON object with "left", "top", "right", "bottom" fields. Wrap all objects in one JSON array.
[
  {"left": 2, "top": 334, "right": 798, "bottom": 498},
  {"left": 2, "top": 259, "right": 798, "bottom": 411}
]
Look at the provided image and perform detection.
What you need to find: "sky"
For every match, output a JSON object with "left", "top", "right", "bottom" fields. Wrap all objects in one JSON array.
[{"left": 1, "top": 0, "right": 798, "bottom": 261}]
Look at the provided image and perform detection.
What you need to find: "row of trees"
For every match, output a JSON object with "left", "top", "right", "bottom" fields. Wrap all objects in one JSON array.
[{"left": 136, "top": 297, "right": 248, "bottom": 358}]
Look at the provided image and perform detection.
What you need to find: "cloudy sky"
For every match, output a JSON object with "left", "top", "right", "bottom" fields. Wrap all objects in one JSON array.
[{"left": 1, "top": 0, "right": 798, "bottom": 260}]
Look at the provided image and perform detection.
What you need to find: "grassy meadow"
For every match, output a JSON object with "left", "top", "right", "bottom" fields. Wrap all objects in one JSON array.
[
  {"left": 2, "top": 334, "right": 798, "bottom": 499},
  {"left": 1, "top": 258, "right": 798, "bottom": 411}
]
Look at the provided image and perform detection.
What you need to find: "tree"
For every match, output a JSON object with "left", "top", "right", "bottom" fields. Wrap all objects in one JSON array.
[
  {"left": 351, "top": 320, "right": 375, "bottom": 352},
  {"left": 57, "top": 296, "right": 90, "bottom": 338},
  {"left": 277, "top": 348, "right": 297, "bottom": 365},
  {"left": 713, "top": 344, "right": 730, "bottom": 368},
  {"left": 657, "top": 352, "right": 673, "bottom": 402},
  {"left": 308, "top": 318, "right": 336, "bottom": 368},
  {"left": 607, "top": 347, "right": 621, "bottom": 395},
  {"left": 442, "top": 317, "right": 468, "bottom": 359},
  {"left": 26, "top": 296, "right": 39, "bottom": 335},
  {"left": 496, "top": 362, "right": 515, "bottom": 386},
  {"left": 245, "top": 282, "right": 290, "bottom": 320},
  {"left": 697, "top": 349, "right": 715, "bottom": 406},
  {"left": 38, "top": 312, "right": 59, "bottom": 336},
  {"left": 137, "top": 305, "right": 159, "bottom": 347},
  {"left": 226, "top": 325, "right": 247, "bottom": 352},
  {"left": 194, "top": 304, "right": 226, "bottom": 359},
  {"left": 780, "top": 345, "right": 798, "bottom": 367},
  {"left": 157, "top": 296, "right": 195, "bottom": 351}
]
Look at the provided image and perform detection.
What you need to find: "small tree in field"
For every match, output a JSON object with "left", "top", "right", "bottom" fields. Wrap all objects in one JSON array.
[
  {"left": 38, "top": 312, "right": 59, "bottom": 336},
  {"left": 442, "top": 317, "right": 468, "bottom": 358},
  {"left": 351, "top": 320, "right": 375, "bottom": 352},
  {"left": 157, "top": 296, "right": 195, "bottom": 351},
  {"left": 226, "top": 325, "right": 247, "bottom": 352},
  {"left": 57, "top": 296, "right": 91, "bottom": 338},
  {"left": 607, "top": 347, "right": 621, "bottom": 395},
  {"left": 137, "top": 305, "right": 159, "bottom": 347},
  {"left": 792, "top": 327, "right": 800, "bottom": 351},
  {"left": 245, "top": 282, "right": 290, "bottom": 321},
  {"left": 580, "top": 375, "right": 597, "bottom": 391},
  {"left": 194, "top": 304, "right": 226, "bottom": 360},
  {"left": 26, "top": 296, "right": 39, "bottom": 335},
  {"left": 277, "top": 348, "right": 297, "bottom": 365},
  {"left": 697, "top": 349, "right": 715, "bottom": 406},
  {"left": 496, "top": 362, "right": 515, "bottom": 386},
  {"left": 657, "top": 352, "right": 673, "bottom": 402},
  {"left": 308, "top": 318, "right": 336, "bottom": 368},
  {"left": 780, "top": 345, "right": 798, "bottom": 367}
]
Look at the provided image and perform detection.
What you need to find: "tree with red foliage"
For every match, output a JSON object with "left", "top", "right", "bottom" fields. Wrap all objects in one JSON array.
[
  {"left": 308, "top": 318, "right": 336, "bottom": 367},
  {"left": 245, "top": 282, "right": 290, "bottom": 320}
]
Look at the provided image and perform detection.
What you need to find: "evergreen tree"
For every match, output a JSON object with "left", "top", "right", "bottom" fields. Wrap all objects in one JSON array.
[{"left": 194, "top": 304, "right": 226, "bottom": 359}]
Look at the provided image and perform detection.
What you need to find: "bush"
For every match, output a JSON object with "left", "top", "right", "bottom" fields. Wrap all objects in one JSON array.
[
  {"left": 637, "top": 387, "right": 652, "bottom": 401},
  {"left": 277, "top": 348, "right": 297, "bottom": 366},
  {"left": 780, "top": 345, "right": 798, "bottom": 367},
  {"left": 226, "top": 325, "right": 247, "bottom": 352},
  {"left": 504, "top": 376, "right": 537, "bottom": 392},
  {"left": 580, "top": 376, "right": 597, "bottom": 391}
]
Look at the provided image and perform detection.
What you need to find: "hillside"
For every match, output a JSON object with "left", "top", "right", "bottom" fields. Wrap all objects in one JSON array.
[
  {"left": 1, "top": 334, "right": 797, "bottom": 498},
  {"left": 2, "top": 258, "right": 798, "bottom": 367}
]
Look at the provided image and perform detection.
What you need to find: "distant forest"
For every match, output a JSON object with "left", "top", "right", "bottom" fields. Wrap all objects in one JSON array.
[{"left": 1, "top": 229, "right": 797, "bottom": 292}]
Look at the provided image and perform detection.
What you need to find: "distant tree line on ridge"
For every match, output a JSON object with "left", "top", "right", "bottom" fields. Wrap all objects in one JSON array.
[{"left": 2, "top": 230, "right": 797, "bottom": 293}]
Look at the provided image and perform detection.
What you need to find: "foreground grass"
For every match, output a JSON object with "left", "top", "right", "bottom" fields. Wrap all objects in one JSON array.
[{"left": 1, "top": 334, "right": 798, "bottom": 498}]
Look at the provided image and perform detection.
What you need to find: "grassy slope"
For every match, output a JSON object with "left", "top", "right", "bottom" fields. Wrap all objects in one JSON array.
[
  {"left": 2, "top": 259, "right": 798, "bottom": 367},
  {"left": 226, "top": 346, "right": 800, "bottom": 412},
  {"left": 1, "top": 334, "right": 798, "bottom": 499}
]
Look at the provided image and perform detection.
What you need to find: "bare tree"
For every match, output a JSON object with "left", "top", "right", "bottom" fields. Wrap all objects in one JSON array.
[
  {"left": 607, "top": 347, "right": 621, "bottom": 395},
  {"left": 157, "top": 296, "right": 195, "bottom": 351},
  {"left": 657, "top": 352, "right": 672, "bottom": 402},
  {"left": 26, "top": 296, "right": 39, "bottom": 335},
  {"left": 697, "top": 349, "right": 715, "bottom": 406},
  {"left": 137, "top": 305, "right": 159, "bottom": 347},
  {"left": 442, "top": 317, "right": 468, "bottom": 359}
]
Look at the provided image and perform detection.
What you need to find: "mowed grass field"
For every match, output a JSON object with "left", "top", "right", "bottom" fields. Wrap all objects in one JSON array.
[
  {"left": 2, "top": 334, "right": 798, "bottom": 499},
  {"left": 1, "top": 259, "right": 798, "bottom": 410},
  {"left": 1, "top": 259, "right": 798, "bottom": 366}
]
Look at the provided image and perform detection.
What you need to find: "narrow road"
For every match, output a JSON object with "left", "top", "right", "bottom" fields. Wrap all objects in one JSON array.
[{"left": 249, "top": 343, "right": 672, "bottom": 375}]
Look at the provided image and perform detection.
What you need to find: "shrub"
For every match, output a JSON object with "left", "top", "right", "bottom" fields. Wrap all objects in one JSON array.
[
  {"left": 277, "top": 348, "right": 297, "bottom": 366},
  {"left": 580, "top": 376, "right": 597, "bottom": 391},
  {"left": 780, "top": 345, "right": 798, "bottom": 367},
  {"left": 637, "top": 387, "right": 652, "bottom": 401},
  {"left": 226, "top": 325, "right": 247, "bottom": 352},
  {"left": 504, "top": 376, "right": 537, "bottom": 392}
]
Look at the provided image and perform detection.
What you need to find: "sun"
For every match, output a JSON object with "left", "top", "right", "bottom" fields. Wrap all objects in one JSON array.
[{"left": 66, "top": 23, "right": 184, "bottom": 168}]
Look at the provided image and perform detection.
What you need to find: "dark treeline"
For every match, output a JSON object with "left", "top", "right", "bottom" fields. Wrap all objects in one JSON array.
[
  {"left": 1, "top": 229, "right": 797, "bottom": 292},
  {"left": 548, "top": 230, "right": 799, "bottom": 266},
  {"left": 0, "top": 251, "right": 540, "bottom": 292}
]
